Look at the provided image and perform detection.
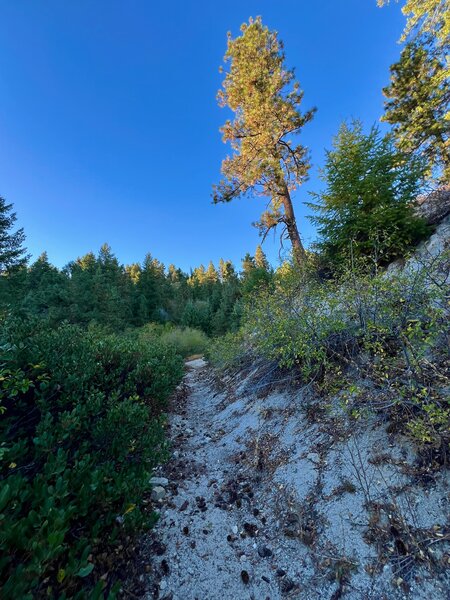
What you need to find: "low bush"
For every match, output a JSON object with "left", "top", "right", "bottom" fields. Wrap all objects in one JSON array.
[
  {"left": 136, "top": 324, "right": 209, "bottom": 358},
  {"left": 159, "top": 326, "right": 209, "bottom": 357},
  {"left": 211, "top": 251, "right": 450, "bottom": 453},
  {"left": 0, "top": 318, "right": 183, "bottom": 599},
  {"left": 207, "top": 329, "right": 248, "bottom": 371}
]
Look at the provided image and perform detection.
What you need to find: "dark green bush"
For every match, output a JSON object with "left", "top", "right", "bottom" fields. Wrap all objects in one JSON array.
[{"left": 0, "top": 318, "right": 183, "bottom": 599}]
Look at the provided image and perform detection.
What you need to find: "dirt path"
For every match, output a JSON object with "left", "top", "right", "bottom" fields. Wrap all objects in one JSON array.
[
  {"left": 145, "top": 358, "right": 297, "bottom": 600},
  {"left": 143, "top": 359, "right": 449, "bottom": 600}
]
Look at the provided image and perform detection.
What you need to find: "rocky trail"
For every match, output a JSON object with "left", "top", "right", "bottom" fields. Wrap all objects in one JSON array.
[{"left": 142, "top": 358, "right": 449, "bottom": 600}]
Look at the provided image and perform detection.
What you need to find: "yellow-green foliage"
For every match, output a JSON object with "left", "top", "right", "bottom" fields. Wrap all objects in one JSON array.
[
  {"left": 137, "top": 324, "right": 209, "bottom": 358},
  {"left": 211, "top": 253, "right": 450, "bottom": 449},
  {"left": 207, "top": 329, "right": 248, "bottom": 371},
  {"left": 159, "top": 327, "right": 209, "bottom": 357},
  {"left": 378, "top": 0, "right": 450, "bottom": 48}
]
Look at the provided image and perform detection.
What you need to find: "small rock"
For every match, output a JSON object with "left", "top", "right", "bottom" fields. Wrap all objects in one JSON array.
[
  {"left": 232, "top": 525, "right": 238, "bottom": 535},
  {"left": 257, "top": 545, "right": 273, "bottom": 558},
  {"left": 151, "top": 541, "right": 167, "bottom": 556},
  {"left": 306, "top": 452, "right": 320, "bottom": 464},
  {"left": 276, "top": 568, "right": 286, "bottom": 577},
  {"left": 161, "top": 559, "right": 170, "bottom": 575},
  {"left": 179, "top": 499, "right": 189, "bottom": 511},
  {"left": 160, "top": 580, "right": 167, "bottom": 590},
  {"left": 151, "top": 486, "right": 166, "bottom": 502},
  {"left": 150, "top": 477, "right": 169, "bottom": 487}
]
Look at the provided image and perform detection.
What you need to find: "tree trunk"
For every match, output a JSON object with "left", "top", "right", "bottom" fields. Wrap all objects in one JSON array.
[{"left": 280, "top": 185, "right": 306, "bottom": 266}]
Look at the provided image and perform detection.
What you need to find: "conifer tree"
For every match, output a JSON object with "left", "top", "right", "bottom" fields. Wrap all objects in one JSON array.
[
  {"left": 241, "top": 253, "right": 256, "bottom": 277},
  {"left": 309, "top": 121, "right": 429, "bottom": 269},
  {"left": 214, "top": 17, "right": 315, "bottom": 264},
  {"left": 0, "top": 197, "right": 28, "bottom": 273},
  {"left": 378, "top": 0, "right": 449, "bottom": 49},
  {"left": 136, "top": 253, "right": 164, "bottom": 323},
  {"left": 219, "top": 258, "right": 237, "bottom": 282},
  {"left": 125, "top": 263, "right": 141, "bottom": 284},
  {"left": 254, "top": 245, "right": 270, "bottom": 271},
  {"left": 381, "top": 39, "right": 449, "bottom": 181},
  {"left": 23, "top": 252, "right": 69, "bottom": 321},
  {"left": 205, "top": 261, "right": 219, "bottom": 283}
]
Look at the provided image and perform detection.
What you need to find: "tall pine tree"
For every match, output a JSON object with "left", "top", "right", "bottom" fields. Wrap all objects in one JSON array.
[{"left": 213, "top": 17, "right": 315, "bottom": 264}]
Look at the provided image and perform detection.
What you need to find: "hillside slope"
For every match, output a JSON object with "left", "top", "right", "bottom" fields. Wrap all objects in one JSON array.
[
  {"left": 141, "top": 193, "right": 449, "bottom": 600},
  {"left": 142, "top": 357, "right": 448, "bottom": 600}
]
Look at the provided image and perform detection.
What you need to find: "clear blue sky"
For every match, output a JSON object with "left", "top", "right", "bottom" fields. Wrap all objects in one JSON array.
[{"left": 0, "top": 0, "right": 405, "bottom": 271}]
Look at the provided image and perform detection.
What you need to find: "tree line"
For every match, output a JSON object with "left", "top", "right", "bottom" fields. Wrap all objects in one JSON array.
[{"left": 0, "top": 205, "right": 273, "bottom": 335}]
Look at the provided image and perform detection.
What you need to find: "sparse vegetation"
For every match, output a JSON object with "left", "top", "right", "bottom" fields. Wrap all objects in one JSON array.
[{"left": 211, "top": 248, "right": 450, "bottom": 453}]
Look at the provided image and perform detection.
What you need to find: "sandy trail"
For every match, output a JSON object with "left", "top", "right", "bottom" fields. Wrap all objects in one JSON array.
[
  {"left": 144, "top": 358, "right": 449, "bottom": 600},
  {"left": 146, "top": 358, "right": 295, "bottom": 600}
]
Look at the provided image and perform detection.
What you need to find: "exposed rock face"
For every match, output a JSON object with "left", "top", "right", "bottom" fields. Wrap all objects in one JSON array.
[{"left": 415, "top": 186, "right": 450, "bottom": 225}]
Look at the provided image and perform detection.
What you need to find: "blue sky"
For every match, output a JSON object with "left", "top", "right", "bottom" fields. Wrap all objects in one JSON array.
[{"left": 0, "top": 0, "right": 405, "bottom": 271}]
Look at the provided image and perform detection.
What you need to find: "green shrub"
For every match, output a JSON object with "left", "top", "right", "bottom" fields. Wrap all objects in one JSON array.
[
  {"left": 207, "top": 329, "right": 248, "bottom": 371},
  {"left": 210, "top": 252, "right": 450, "bottom": 451},
  {"left": 0, "top": 319, "right": 183, "bottom": 599},
  {"left": 136, "top": 324, "right": 209, "bottom": 358},
  {"left": 159, "top": 326, "right": 208, "bottom": 357}
]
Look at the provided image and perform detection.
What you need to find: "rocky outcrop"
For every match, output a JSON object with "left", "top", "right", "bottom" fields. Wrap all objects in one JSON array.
[{"left": 415, "top": 186, "right": 450, "bottom": 225}]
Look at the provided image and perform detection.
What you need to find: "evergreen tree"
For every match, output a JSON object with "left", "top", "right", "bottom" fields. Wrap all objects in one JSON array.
[
  {"left": 218, "top": 258, "right": 237, "bottom": 282},
  {"left": 92, "top": 244, "right": 131, "bottom": 328},
  {"left": 168, "top": 263, "right": 184, "bottom": 283},
  {"left": 23, "top": 252, "right": 69, "bottom": 321},
  {"left": 378, "top": 0, "right": 449, "bottom": 49},
  {"left": 181, "top": 300, "right": 211, "bottom": 333},
  {"left": 66, "top": 252, "right": 98, "bottom": 324},
  {"left": 205, "top": 261, "right": 219, "bottom": 283},
  {"left": 125, "top": 262, "right": 141, "bottom": 284},
  {"left": 0, "top": 197, "right": 28, "bottom": 273},
  {"left": 241, "top": 251, "right": 272, "bottom": 294},
  {"left": 213, "top": 17, "right": 315, "bottom": 264},
  {"left": 309, "top": 121, "right": 430, "bottom": 269},
  {"left": 135, "top": 253, "right": 163, "bottom": 324},
  {"left": 381, "top": 38, "right": 449, "bottom": 181},
  {"left": 254, "top": 245, "right": 270, "bottom": 271},
  {"left": 241, "top": 253, "right": 256, "bottom": 278}
]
